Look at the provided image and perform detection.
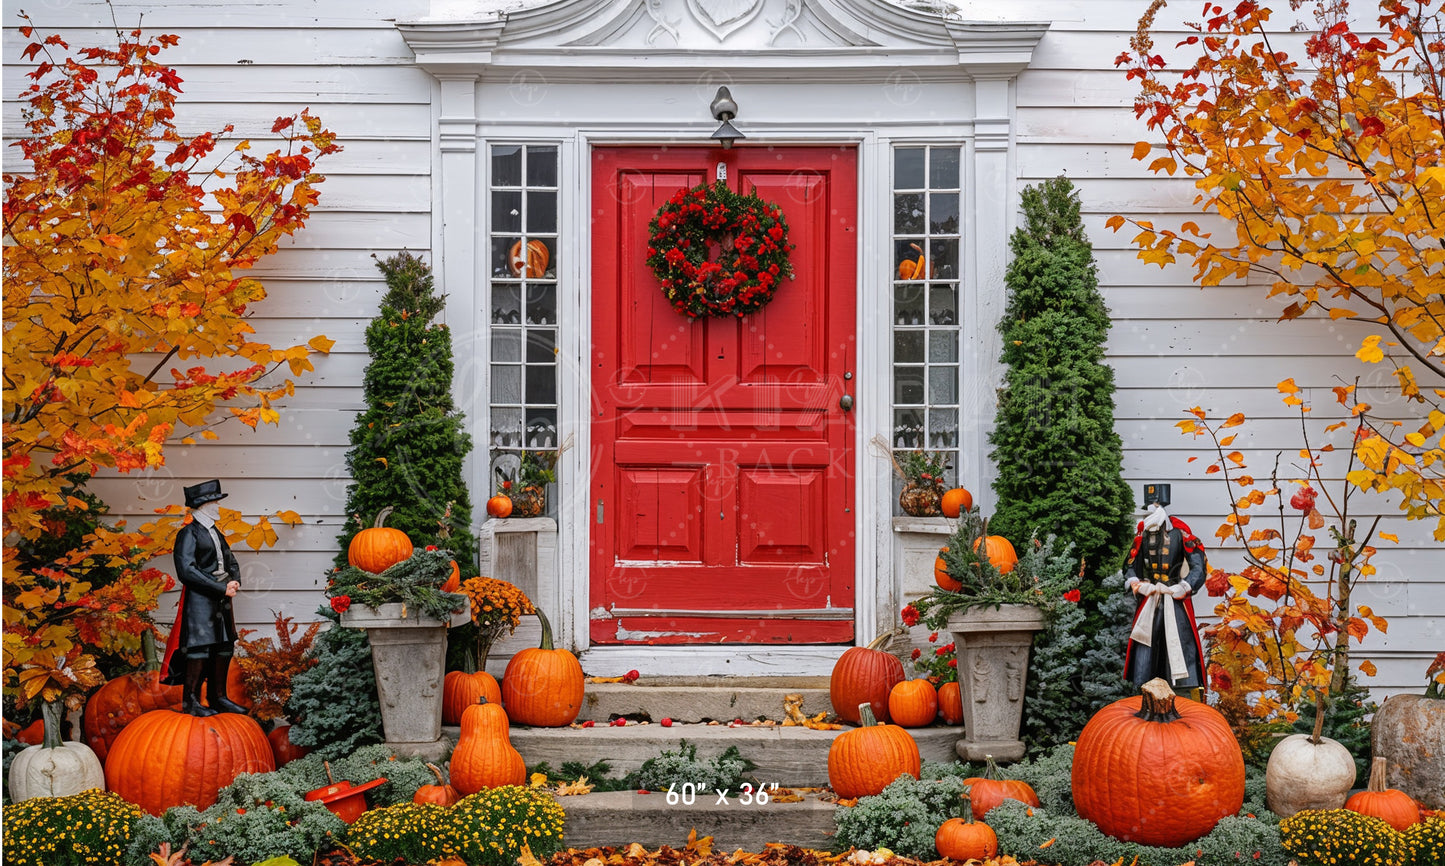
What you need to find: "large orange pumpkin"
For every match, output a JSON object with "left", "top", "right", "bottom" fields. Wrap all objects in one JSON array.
[
  {"left": 934, "top": 547, "right": 962, "bottom": 592},
  {"left": 887, "top": 679, "right": 939, "bottom": 728},
  {"left": 105, "top": 709, "right": 274, "bottom": 815},
  {"left": 1346, "top": 757, "right": 1421, "bottom": 831},
  {"left": 940, "top": 487, "right": 973, "bottom": 519},
  {"left": 501, "top": 608, "right": 584, "bottom": 726},
  {"left": 937, "top": 681, "right": 964, "bottom": 726},
  {"left": 443, "top": 670, "right": 503, "bottom": 725},
  {"left": 829, "top": 631, "right": 906, "bottom": 725},
  {"left": 347, "top": 507, "right": 414, "bottom": 574},
  {"left": 934, "top": 787, "right": 998, "bottom": 861},
  {"left": 827, "top": 703, "right": 921, "bottom": 799},
  {"left": 972, "top": 535, "right": 1018, "bottom": 574},
  {"left": 963, "top": 755, "right": 1040, "bottom": 819},
  {"left": 1071, "top": 678, "right": 1245, "bottom": 848},
  {"left": 450, "top": 698, "right": 527, "bottom": 795},
  {"left": 83, "top": 631, "right": 183, "bottom": 763}
]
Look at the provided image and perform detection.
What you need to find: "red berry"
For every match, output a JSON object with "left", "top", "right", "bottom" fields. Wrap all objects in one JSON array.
[
  {"left": 624, "top": 669, "right": 640, "bottom": 682},
  {"left": 661, "top": 718, "right": 673, "bottom": 727},
  {"left": 581, "top": 720, "right": 595, "bottom": 728}
]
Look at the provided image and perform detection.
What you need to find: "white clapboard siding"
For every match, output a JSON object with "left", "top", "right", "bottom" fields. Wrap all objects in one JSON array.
[{"left": 6, "top": 0, "right": 1439, "bottom": 698}]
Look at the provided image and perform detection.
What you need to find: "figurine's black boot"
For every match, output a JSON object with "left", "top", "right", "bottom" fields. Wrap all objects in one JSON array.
[
  {"left": 207, "top": 654, "right": 248, "bottom": 714},
  {"left": 181, "top": 657, "right": 218, "bottom": 717}
]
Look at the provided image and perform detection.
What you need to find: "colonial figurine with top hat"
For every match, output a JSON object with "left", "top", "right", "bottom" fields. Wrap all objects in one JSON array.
[
  {"left": 1122, "top": 481, "right": 1208, "bottom": 690},
  {"left": 160, "top": 480, "right": 248, "bottom": 716}
]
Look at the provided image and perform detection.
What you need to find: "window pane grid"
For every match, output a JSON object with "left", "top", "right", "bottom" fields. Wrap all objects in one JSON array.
[
  {"left": 490, "top": 145, "right": 560, "bottom": 474},
  {"left": 892, "top": 145, "right": 963, "bottom": 500}
]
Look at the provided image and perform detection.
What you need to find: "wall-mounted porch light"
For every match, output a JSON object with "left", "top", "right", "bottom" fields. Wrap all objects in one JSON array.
[{"left": 709, "top": 86, "right": 746, "bottom": 149}]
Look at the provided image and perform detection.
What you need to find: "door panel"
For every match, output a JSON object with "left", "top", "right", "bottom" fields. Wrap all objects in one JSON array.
[{"left": 591, "top": 145, "right": 857, "bottom": 644}]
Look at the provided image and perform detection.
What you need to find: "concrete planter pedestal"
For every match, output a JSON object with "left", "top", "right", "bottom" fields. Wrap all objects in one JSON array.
[
  {"left": 946, "top": 604, "right": 1045, "bottom": 762},
  {"left": 341, "top": 601, "right": 470, "bottom": 761}
]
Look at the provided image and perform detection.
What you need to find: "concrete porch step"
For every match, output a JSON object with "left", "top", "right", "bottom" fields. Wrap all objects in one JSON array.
[
  {"left": 575, "top": 677, "right": 834, "bottom": 724},
  {"left": 493, "top": 720, "right": 962, "bottom": 788},
  {"left": 557, "top": 789, "right": 840, "bottom": 851}
]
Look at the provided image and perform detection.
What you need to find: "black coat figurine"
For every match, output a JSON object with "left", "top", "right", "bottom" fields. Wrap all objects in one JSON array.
[
  {"left": 1123, "top": 483, "right": 1208, "bottom": 690},
  {"left": 160, "top": 480, "right": 248, "bottom": 716}
]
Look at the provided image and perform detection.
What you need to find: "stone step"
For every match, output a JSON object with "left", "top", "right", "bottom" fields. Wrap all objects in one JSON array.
[
  {"left": 497, "top": 720, "right": 963, "bottom": 788},
  {"left": 576, "top": 679, "right": 834, "bottom": 724},
  {"left": 557, "top": 789, "right": 839, "bottom": 851}
]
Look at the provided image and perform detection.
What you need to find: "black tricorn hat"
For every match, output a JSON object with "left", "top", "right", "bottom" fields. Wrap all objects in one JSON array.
[
  {"left": 1143, "top": 482, "right": 1171, "bottom": 508},
  {"left": 184, "top": 480, "right": 228, "bottom": 509}
]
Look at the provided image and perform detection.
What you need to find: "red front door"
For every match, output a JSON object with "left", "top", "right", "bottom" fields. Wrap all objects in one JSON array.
[{"left": 590, "top": 145, "right": 858, "bottom": 645}]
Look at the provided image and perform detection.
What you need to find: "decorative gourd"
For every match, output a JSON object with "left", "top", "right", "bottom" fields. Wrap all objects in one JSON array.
[
  {"left": 1372, "top": 692, "right": 1445, "bottom": 809},
  {"left": 82, "top": 630, "right": 183, "bottom": 762},
  {"left": 414, "top": 762, "right": 460, "bottom": 807},
  {"left": 443, "top": 670, "right": 503, "bottom": 725},
  {"left": 1345, "top": 757, "right": 1421, "bottom": 831},
  {"left": 827, "top": 703, "right": 921, "bottom": 799},
  {"left": 934, "top": 547, "right": 962, "bottom": 592},
  {"left": 1072, "top": 678, "right": 1245, "bottom": 847},
  {"left": 940, "top": 487, "right": 973, "bottom": 519},
  {"left": 510, "top": 239, "right": 550, "bottom": 278},
  {"left": 962, "top": 755, "right": 1040, "bottom": 819},
  {"left": 972, "top": 535, "right": 1018, "bottom": 574},
  {"left": 887, "top": 679, "right": 939, "bottom": 728},
  {"left": 450, "top": 698, "right": 527, "bottom": 795},
  {"left": 267, "top": 724, "right": 310, "bottom": 767},
  {"left": 8, "top": 700, "right": 106, "bottom": 803},
  {"left": 347, "top": 506, "right": 413, "bottom": 574},
  {"left": 937, "top": 681, "right": 964, "bottom": 726},
  {"left": 897, "top": 243, "right": 928, "bottom": 280},
  {"left": 501, "top": 608, "right": 585, "bottom": 726},
  {"left": 934, "top": 786, "right": 998, "bottom": 862},
  {"left": 105, "top": 708, "right": 274, "bottom": 815},
  {"left": 1265, "top": 700, "right": 1357, "bottom": 818},
  {"left": 486, "top": 494, "right": 514, "bottom": 519},
  {"left": 829, "top": 630, "right": 906, "bottom": 725}
]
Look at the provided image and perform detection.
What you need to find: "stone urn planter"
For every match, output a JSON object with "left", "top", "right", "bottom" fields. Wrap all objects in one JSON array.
[
  {"left": 946, "top": 604, "right": 1045, "bottom": 762},
  {"left": 1371, "top": 693, "right": 1445, "bottom": 809},
  {"left": 341, "top": 601, "right": 470, "bottom": 760}
]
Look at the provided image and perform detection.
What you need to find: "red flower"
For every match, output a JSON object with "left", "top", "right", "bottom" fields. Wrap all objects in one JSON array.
[
  {"left": 928, "top": 631, "right": 939, "bottom": 643},
  {"left": 1063, "top": 588, "right": 1081, "bottom": 604},
  {"left": 425, "top": 544, "right": 438, "bottom": 551},
  {"left": 910, "top": 648, "right": 922, "bottom": 660},
  {"left": 948, "top": 658, "right": 957, "bottom": 668},
  {"left": 901, "top": 603, "right": 921, "bottom": 626},
  {"left": 330, "top": 595, "right": 351, "bottom": 614}
]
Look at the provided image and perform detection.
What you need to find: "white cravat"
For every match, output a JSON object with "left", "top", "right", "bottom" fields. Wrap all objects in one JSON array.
[{"left": 193, "top": 512, "right": 229, "bottom": 579}]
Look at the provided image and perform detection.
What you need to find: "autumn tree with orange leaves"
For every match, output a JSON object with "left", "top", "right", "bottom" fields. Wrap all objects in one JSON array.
[
  {"left": 1114, "top": 0, "right": 1445, "bottom": 539},
  {"left": 2, "top": 19, "right": 338, "bottom": 709}
]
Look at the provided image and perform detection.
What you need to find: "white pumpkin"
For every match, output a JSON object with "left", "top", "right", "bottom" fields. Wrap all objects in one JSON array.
[
  {"left": 1265, "top": 732, "right": 1356, "bottom": 817},
  {"left": 7, "top": 702, "right": 106, "bottom": 803}
]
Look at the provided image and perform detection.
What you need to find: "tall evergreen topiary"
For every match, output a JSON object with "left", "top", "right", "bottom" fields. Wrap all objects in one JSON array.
[
  {"left": 336, "top": 252, "right": 478, "bottom": 571},
  {"left": 988, "top": 176, "right": 1134, "bottom": 607}
]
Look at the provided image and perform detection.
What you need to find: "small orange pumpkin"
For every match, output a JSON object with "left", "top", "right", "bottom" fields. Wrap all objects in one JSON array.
[
  {"left": 450, "top": 697, "right": 527, "bottom": 795},
  {"left": 441, "top": 560, "right": 462, "bottom": 594},
  {"left": 940, "top": 487, "right": 973, "bottom": 519},
  {"left": 962, "top": 755, "right": 1040, "bottom": 819},
  {"left": 510, "top": 239, "right": 550, "bottom": 279},
  {"left": 829, "top": 631, "right": 906, "bottom": 725},
  {"left": 414, "top": 762, "right": 460, "bottom": 807},
  {"left": 347, "top": 507, "right": 413, "bottom": 574},
  {"left": 934, "top": 547, "right": 962, "bottom": 592},
  {"left": 935, "top": 786, "right": 999, "bottom": 861},
  {"left": 897, "top": 243, "right": 928, "bottom": 280},
  {"left": 827, "top": 703, "right": 921, "bottom": 799},
  {"left": 501, "top": 608, "right": 585, "bottom": 726},
  {"left": 486, "top": 495, "right": 513, "bottom": 519},
  {"left": 972, "top": 535, "right": 1018, "bottom": 574},
  {"left": 888, "top": 679, "right": 939, "bottom": 728},
  {"left": 937, "top": 681, "right": 964, "bottom": 726},
  {"left": 443, "top": 670, "right": 503, "bottom": 725},
  {"left": 1345, "top": 757, "right": 1420, "bottom": 831},
  {"left": 267, "top": 724, "right": 310, "bottom": 767}
]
